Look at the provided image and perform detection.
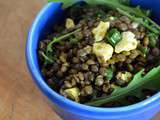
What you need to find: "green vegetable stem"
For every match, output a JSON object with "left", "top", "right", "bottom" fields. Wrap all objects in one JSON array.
[
  {"left": 42, "top": 28, "right": 81, "bottom": 64},
  {"left": 47, "top": 28, "right": 81, "bottom": 53},
  {"left": 86, "top": 66, "right": 160, "bottom": 106},
  {"left": 40, "top": 51, "right": 54, "bottom": 64}
]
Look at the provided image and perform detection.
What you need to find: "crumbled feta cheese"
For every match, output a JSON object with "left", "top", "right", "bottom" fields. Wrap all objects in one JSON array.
[
  {"left": 109, "top": 16, "right": 116, "bottom": 21},
  {"left": 131, "top": 22, "right": 139, "bottom": 29},
  {"left": 93, "top": 42, "right": 113, "bottom": 63},
  {"left": 64, "top": 87, "right": 80, "bottom": 102},
  {"left": 65, "top": 18, "right": 75, "bottom": 29},
  {"left": 92, "top": 21, "right": 110, "bottom": 42},
  {"left": 115, "top": 31, "right": 138, "bottom": 53}
]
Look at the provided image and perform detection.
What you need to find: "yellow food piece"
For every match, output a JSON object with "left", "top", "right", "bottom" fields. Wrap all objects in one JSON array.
[
  {"left": 115, "top": 31, "right": 138, "bottom": 53},
  {"left": 92, "top": 21, "right": 110, "bottom": 42},
  {"left": 65, "top": 18, "right": 75, "bottom": 29},
  {"left": 93, "top": 42, "right": 113, "bottom": 63},
  {"left": 131, "top": 22, "right": 139, "bottom": 29},
  {"left": 64, "top": 87, "right": 80, "bottom": 102},
  {"left": 116, "top": 71, "right": 132, "bottom": 82}
]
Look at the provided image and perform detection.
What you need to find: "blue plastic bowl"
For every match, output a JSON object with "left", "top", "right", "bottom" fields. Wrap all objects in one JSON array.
[{"left": 26, "top": 0, "right": 160, "bottom": 120}]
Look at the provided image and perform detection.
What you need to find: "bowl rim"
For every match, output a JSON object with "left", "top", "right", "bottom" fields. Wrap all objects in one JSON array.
[{"left": 26, "top": 2, "right": 160, "bottom": 118}]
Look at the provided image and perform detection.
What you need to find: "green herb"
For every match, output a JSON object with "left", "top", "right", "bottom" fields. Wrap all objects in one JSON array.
[
  {"left": 106, "top": 28, "right": 122, "bottom": 47},
  {"left": 144, "top": 9, "right": 151, "bottom": 17},
  {"left": 105, "top": 67, "right": 113, "bottom": 81},
  {"left": 86, "top": 65, "right": 160, "bottom": 106},
  {"left": 47, "top": 29, "right": 81, "bottom": 53},
  {"left": 148, "top": 33, "right": 158, "bottom": 48},
  {"left": 69, "top": 37, "right": 79, "bottom": 44},
  {"left": 139, "top": 47, "right": 149, "bottom": 57},
  {"left": 92, "top": 90, "right": 98, "bottom": 99},
  {"left": 42, "top": 29, "right": 81, "bottom": 64},
  {"left": 41, "top": 51, "right": 54, "bottom": 64},
  {"left": 119, "top": 0, "right": 130, "bottom": 5}
]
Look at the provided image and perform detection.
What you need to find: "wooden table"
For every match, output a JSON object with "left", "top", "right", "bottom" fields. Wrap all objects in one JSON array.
[{"left": 0, "top": 0, "right": 159, "bottom": 120}]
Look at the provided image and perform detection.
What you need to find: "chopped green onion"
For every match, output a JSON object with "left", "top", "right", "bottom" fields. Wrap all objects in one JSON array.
[
  {"left": 148, "top": 33, "right": 158, "bottom": 48},
  {"left": 106, "top": 28, "right": 122, "bottom": 47},
  {"left": 139, "top": 47, "right": 149, "bottom": 57},
  {"left": 105, "top": 67, "right": 114, "bottom": 81}
]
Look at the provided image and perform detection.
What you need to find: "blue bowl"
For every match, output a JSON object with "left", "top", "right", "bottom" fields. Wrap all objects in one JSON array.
[{"left": 26, "top": 0, "right": 160, "bottom": 120}]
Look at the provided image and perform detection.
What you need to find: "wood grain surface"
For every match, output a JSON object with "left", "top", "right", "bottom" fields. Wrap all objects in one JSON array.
[{"left": 0, "top": 0, "right": 159, "bottom": 120}]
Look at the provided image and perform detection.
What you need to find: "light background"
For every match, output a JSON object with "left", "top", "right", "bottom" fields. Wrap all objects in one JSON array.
[{"left": 0, "top": 0, "right": 159, "bottom": 119}]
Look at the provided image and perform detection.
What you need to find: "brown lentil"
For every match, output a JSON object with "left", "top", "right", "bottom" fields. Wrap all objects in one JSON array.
[
  {"left": 139, "top": 26, "right": 145, "bottom": 32},
  {"left": 81, "top": 63, "right": 89, "bottom": 71},
  {"left": 99, "top": 67, "right": 106, "bottom": 76},
  {"left": 117, "top": 54, "right": 126, "bottom": 62},
  {"left": 118, "top": 23, "right": 128, "bottom": 31},
  {"left": 56, "top": 71, "right": 63, "bottom": 77},
  {"left": 73, "top": 74, "right": 80, "bottom": 83},
  {"left": 127, "top": 64, "right": 134, "bottom": 72},
  {"left": 69, "top": 69, "right": 77, "bottom": 74},
  {"left": 86, "top": 59, "right": 96, "bottom": 65},
  {"left": 91, "top": 65, "right": 99, "bottom": 73},
  {"left": 64, "top": 81, "right": 72, "bottom": 88},
  {"left": 71, "top": 79, "right": 77, "bottom": 86},
  {"left": 136, "top": 56, "right": 147, "bottom": 63},
  {"left": 143, "top": 36, "right": 149, "bottom": 46},
  {"left": 152, "top": 48, "right": 160, "bottom": 57},
  {"left": 72, "top": 57, "right": 80, "bottom": 63},
  {"left": 132, "top": 29, "right": 141, "bottom": 39},
  {"left": 78, "top": 72, "right": 85, "bottom": 81},
  {"left": 140, "top": 32, "right": 146, "bottom": 39},
  {"left": 88, "top": 73, "right": 94, "bottom": 81},
  {"left": 95, "top": 75, "right": 104, "bottom": 86},
  {"left": 129, "top": 50, "right": 140, "bottom": 59},
  {"left": 60, "top": 65, "right": 68, "bottom": 73},
  {"left": 84, "top": 85, "right": 93, "bottom": 95},
  {"left": 103, "top": 83, "right": 110, "bottom": 93},
  {"left": 119, "top": 16, "right": 131, "bottom": 24}
]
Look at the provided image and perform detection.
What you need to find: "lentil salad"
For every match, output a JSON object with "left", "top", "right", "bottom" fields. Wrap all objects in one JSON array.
[{"left": 38, "top": 1, "right": 160, "bottom": 107}]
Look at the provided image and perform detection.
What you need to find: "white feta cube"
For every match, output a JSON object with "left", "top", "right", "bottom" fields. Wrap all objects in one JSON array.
[
  {"left": 115, "top": 31, "right": 138, "bottom": 53},
  {"left": 65, "top": 18, "right": 75, "bottom": 29},
  {"left": 92, "top": 21, "right": 110, "bottom": 42},
  {"left": 93, "top": 42, "right": 113, "bottom": 63}
]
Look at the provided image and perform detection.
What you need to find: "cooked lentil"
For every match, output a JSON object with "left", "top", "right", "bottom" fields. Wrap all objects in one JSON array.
[{"left": 38, "top": 4, "right": 160, "bottom": 107}]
